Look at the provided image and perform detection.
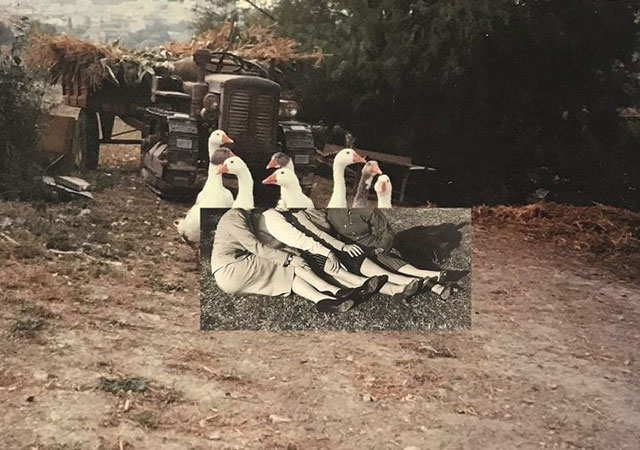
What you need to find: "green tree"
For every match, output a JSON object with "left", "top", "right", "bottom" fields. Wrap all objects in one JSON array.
[
  {"left": 274, "top": 0, "right": 640, "bottom": 208},
  {"left": 192, "top": 0, "right": 275, "bottom": 33},
  {"left": 0, "top": 19, "right": 46, "bottom": 199}
]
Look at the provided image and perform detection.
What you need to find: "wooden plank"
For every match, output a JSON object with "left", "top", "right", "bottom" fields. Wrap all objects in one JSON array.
[
  {"left": 320, "top": 143, "right": 424, "bottom": 169},
  {"left": 319, "top": 143, "right": 428, "bottom": 203},
  {"left": 54, "top": 176, "right": 91, "bottom": 191},
  {"left": 37, "top": 114, "right": 76, "bottom": 156}
]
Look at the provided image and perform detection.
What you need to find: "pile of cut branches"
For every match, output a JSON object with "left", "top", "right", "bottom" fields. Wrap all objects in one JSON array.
[
  {"left": 26, "top": 34, "right": 172, "bottom": 89},
  {"left": 26, "top": 23, "right": 323, "bottom": 89},
  {"left": 474, "top": 202, "right": 640, "bottom": 278},
  {"left": 166, "top": 23, "right": 324, "bottom": 64}
]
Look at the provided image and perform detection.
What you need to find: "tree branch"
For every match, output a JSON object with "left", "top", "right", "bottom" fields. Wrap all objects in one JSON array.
[{"left": 242, "top": 0, "right": 277, "bottom": 22}]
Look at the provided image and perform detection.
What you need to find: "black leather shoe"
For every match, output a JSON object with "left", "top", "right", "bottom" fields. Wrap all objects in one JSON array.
[
  {"left": 392, "top": 279, "right": 421, "bottom": 304},
  {"left": 439, "top": 269, "right": 469, "bottom": 283},
  {"left": 358, "top": 275, "right": 388, "bottom": 297},
  {"left": 334, "top": 287, "right": 357, "bottom": 299},
  {"left": 316, "top": 298, "right": 355, "bottom": 313}
]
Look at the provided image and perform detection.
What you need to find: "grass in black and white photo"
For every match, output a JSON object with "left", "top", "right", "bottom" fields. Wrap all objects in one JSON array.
[{"left": 200, "top": 208, "right": 471, "bottom": 331}]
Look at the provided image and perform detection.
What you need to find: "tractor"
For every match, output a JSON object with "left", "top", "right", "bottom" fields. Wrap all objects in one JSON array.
[{"left": 63, "top": 49, "right": 317, "bottom": 201}]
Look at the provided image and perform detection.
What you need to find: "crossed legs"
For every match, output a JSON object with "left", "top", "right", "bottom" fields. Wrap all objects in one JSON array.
[
  {"left": 291, "top": 266, "right": 341, "bottom": 303},
  {"left": 324, "top": 258, "right": 419, "bottom": 297}
]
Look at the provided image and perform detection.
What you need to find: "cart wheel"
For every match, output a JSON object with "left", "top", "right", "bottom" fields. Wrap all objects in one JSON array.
[{"left": 73, "top": 108, "right": 100, "bottom": 170}]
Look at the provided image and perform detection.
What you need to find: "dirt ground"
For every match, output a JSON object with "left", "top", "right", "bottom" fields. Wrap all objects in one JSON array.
[{"left": 1, "top": 138, "right": 639, "bottom": 450}]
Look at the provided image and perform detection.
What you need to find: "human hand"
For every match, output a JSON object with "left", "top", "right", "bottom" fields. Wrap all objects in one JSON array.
[
  {"left": 290, "top": 255, "right": 311, "bottom": 270},
  {"left": 341, "top": 244, "right": 364, "bottom": 257},
  {"left": 324, "top": 251, "right": 342, "bottom": 274}
]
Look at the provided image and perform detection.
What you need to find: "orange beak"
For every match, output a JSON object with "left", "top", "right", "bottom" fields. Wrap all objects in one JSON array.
[
  {"left": 217, "top": 164, "right": 229, "bottom": 175},
  {"left": 379, "top": 181, "right": 387, "bottom": 192},
  {"left": 262, "top": 172, "right": 278, "bottom": 185},
  {"left": 371, "top": 162, "right": 382, "bottom": 175},
  {"left": 353, "top": 152, "right": 366, "bottom": 164},
  {"left": 266, "top": 158, "right": 278, "bottom": 169},
  {"left": 222, "top": 133, "right": 234, "bottom": 144}
]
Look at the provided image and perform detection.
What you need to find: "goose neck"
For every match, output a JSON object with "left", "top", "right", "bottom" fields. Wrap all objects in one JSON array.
[
  {"left": 236, "top": 169, "right": 254, "bottom": 205},
  {"left": 377, "top": 193, "right": 392, "bottom": 208},
  {"left": 332, "top": 165, "right": 346, "bottom": 190},
  {"left": 206, "top": 164, "right": 224, "bottom": 189}
]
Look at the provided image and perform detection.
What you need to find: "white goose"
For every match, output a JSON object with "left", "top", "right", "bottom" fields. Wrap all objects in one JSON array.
[
  {"left": 196, "top": 130, "right": 235, "bottom": 205},
  {"left": 175, "top": 147, "right": 235, "bottom": 246},
  {"left": 327, "top": 148, "right": 366, "bottom": 208},
  {"left": 267, "top": 152, "right": 296, "bottom": 209},
  {"left": 262, "top": 168, "right": 314, "bottom": 209},
  {"left": 218, "top": 156, "right": 254, "bottom": 209},
  {"left": 374, "top": 174, "right": 393, "bottom": 208},
  {"left": 352, "top": 160, "right": 382, "bottom": 208}
]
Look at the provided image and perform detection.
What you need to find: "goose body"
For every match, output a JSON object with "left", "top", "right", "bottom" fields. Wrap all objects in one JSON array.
[
  {"left": 218, "top": 156, "right": 254, "bottom": 208},
  {"left": 374, "top": 174, "right": 393, "bottom": 208},
  {"left": 327, "top": 148, "right": 366, "bottom": 208},
  {"left": 352, "top": 160, "right": 382, "bottom": 208},
  {"left": 176, "top": 164, "right": 234, "bottom": 245},
  {"left": 262, "top": 168, "right": 314, "bottom": 209},
  {"left": 195, "top": 130, "right": 235, "bottom": 205},
  {"left": 175, "top": 132, "right": 234, "bottom": 246}
]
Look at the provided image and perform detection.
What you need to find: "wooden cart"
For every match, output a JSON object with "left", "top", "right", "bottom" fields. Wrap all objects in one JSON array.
[{"left": 61, "top": 71, "right": 151, "bottom": 169}]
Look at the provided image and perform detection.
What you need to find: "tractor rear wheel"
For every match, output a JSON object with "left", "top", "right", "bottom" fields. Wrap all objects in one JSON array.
[{"left": 73, "top": 108, "right": 100, "bottom": 170}]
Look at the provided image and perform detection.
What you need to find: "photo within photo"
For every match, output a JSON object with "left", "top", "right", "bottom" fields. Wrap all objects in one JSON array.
[{"left": 201, "top": 208, "right": 471, "bottom": 331}]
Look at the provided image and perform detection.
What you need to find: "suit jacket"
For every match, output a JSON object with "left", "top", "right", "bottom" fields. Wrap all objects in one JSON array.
[
  {"left": 326, "top": 208, "right": 394, "bottom": 251},
  {"left": 210, "top": 209, "right": 291, "bottom": 275}
]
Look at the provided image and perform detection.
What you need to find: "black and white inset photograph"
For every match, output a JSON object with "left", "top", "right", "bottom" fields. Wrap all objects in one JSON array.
[{"left": 201, "top": 208, "right": 471, "bottom": 331}]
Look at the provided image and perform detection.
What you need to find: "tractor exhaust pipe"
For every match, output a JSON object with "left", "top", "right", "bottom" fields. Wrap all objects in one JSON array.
[{"left": 191, "top": 49, "right": 211, "bottom": 117}]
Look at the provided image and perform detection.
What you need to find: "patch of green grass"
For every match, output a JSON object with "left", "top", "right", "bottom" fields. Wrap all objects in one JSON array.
[
  {"left": 12, "top": 243, "right": 46, "bottom": 260},
  {"left": 22, "top": 443, "right": 84, "bottom": 450},
  {"left": 99, "top": 376, "right": 149, "bottom": 394},
  {"left": 11, "top": 317, "right": 45, "bottom": 338},
  {"left": 133, "top": 410, "right": 160, "bottom": 430},
  {"left": 26, "top": 215, "right": 53, "bottom": 238},
  {"left": 88, "top": 228, "right": 111, "bottom": 245},
  {"left": 20, "top": 305, "right": 56, "bottom": 319},
  {"left": 45, "top": 233, "right": 75, "bottom": 251}
]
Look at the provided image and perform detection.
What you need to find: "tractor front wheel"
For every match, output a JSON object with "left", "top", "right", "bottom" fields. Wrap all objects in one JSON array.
[{"left": 73, "top": 108, "right": 100, "bottom": 170}]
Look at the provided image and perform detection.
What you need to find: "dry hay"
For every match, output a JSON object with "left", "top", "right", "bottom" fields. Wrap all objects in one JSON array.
[
  {"left": 473, "top": 202, "right": 640, "bottom": 262},
  {"left": 26, "top": 34, "right": 172, "bottom": 88},
  {"left": 165, "top": 23, "right": 324, "bottom": 65},
  {"left": 26, "top": 23, "right": 323, "bottom": 89}
]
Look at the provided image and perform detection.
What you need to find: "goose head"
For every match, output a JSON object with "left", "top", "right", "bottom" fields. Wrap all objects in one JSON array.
[
  {"left": 208, "top": 129, "right": 233, "bottom": 158},
  {"left": 266, "top": 152, "right": 294, "bottom": 171},
  {"left": 334, "top": 148, "right": 366, "bottom": 169},
  {"left": 362, "top": 160, "right": 382, "bottom": 187},
  {"left": 374, "top": 174, "right": 392, "bottom": 195},
  {"left": 217, "top": 156, "right": 249, "bottom": 176},
  {"left": 262, "top": 168, "right": 299, "bottom": 188},
  {"left": 210, "top": 147, "right": 234, "bottom": 167}
]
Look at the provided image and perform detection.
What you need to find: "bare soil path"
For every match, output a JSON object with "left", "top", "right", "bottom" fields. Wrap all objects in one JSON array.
[{"left": 1, "top": 145, "right": 639, "bottom": 450}]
